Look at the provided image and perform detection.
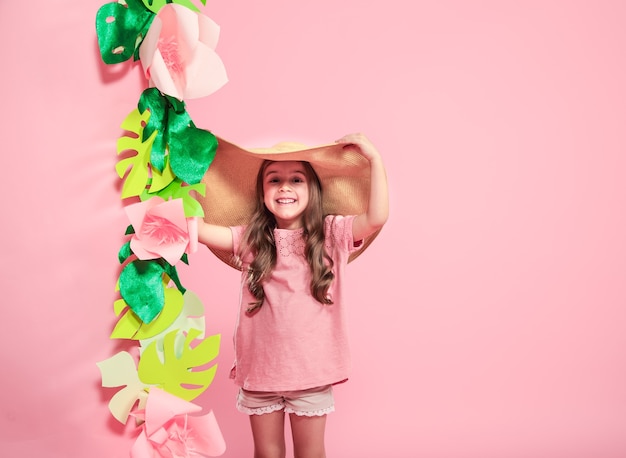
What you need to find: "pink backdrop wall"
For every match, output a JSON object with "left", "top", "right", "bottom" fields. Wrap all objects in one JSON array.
[{"left": 2, "top": 1, "right": 625, "bottom": 457}]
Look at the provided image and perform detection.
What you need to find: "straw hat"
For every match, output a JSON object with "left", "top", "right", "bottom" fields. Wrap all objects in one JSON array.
[{"left": 199, "top": 136, "right": 381, "bottom": 269}]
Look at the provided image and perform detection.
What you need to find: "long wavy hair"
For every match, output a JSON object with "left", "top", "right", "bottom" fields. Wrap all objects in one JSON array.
[{"left": 238, "top": 160, "right": 335, "bottom": 313}]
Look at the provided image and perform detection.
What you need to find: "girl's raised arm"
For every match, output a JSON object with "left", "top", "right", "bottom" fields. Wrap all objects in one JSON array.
[
  {"left": 197, "top": 220, "right": 234, "bottom": 251},
  {"left": 336, "top": 133, "right": 389, "bottom": 242}
]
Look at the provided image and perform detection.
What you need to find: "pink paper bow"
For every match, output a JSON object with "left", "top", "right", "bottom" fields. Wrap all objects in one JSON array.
[
  {"left": 126, "top": 197, "right": 198, "bottom": 266},
  {"left": 139, "top": 3, "right": 228, "bottom": 100},
  {"left": 131, "top": 387, "right": 226, "bottom": 458}
]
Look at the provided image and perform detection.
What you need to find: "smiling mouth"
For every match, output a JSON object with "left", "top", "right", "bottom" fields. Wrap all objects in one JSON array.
[{"left": 276, "top": 198, "right": 296, "bottom": 204}]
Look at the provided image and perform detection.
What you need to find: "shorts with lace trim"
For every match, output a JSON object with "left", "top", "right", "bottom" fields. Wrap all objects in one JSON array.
[{"left": 236, "top": 385, "right": 335, "bottom": 417}]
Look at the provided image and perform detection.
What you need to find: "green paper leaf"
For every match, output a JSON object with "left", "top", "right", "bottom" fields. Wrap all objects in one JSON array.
[
  {"left": 118, "top": 241, "right": 133, "bottom": 264},
  {"left": 138, "top": 328, "right": 221, "bottom": 401},
  {"left": 119, "top": 260, "right": 165, "bottom": 323},
  {"left": 138, "top": 88, "right": 172, "bottom": 173},
  {"left": 96, "top": 0, "right": 155, "bottom": 64},
  {"left": 169, "top": 126, "right": 218, "bottom": 185}
]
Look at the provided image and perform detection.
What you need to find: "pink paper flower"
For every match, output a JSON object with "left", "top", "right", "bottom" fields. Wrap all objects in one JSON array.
[
  {"left": 126, "top": 197, "right": 197, "bottom": 266},
  {"left": 139, "top": 4, "right": 228, "bottom": 100},
  {"left": 130, "top": 387, "right": 226, "bottom": 458}
]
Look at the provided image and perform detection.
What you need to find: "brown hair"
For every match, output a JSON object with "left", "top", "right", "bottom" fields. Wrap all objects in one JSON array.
[{"left": 239, "top": 160, "right": 335, "bottom": 313}]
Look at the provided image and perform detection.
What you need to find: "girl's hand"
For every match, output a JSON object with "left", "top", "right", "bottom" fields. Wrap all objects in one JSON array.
[
  {"left": 335, "top": 132, "right": 381, "bottom": 163},
  {"left": 340, "top": 133, "right": 389, "bottom": 241}
]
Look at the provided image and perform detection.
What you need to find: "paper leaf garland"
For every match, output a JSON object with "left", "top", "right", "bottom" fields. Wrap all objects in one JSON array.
[{"left": 97, "top": 0, "right": 226, "bottom": 452}]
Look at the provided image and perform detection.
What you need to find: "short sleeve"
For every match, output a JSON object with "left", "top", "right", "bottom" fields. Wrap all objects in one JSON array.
[
  {"left": 324, "top": 215, "right": 363, "bottom": 256},
  {"left": 230, "top": 225, "right": 250, "bottom": 266}
]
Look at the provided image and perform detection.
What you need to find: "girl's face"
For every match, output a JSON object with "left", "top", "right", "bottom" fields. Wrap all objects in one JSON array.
[{"left": 262, "top": 161, "right": 310, "bottom": 229}]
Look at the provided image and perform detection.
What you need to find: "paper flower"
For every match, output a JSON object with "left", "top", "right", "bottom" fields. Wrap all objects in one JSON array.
[
  {"left": 130, "top": 387, "right": 226, "bottom": 458},
  {"left": 139, "top": 3, "right": 228, "bottom": 100},
  {"left": 126, "top": 197, "right": 197, "bottom": 265}
]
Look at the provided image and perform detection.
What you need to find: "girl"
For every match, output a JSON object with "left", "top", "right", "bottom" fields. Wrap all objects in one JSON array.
[{"left": 197, "top": 132, "right": 388, "bottom": 458}]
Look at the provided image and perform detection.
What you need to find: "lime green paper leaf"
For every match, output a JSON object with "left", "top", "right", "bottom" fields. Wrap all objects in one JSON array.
[
  {"left": 138, "top": 328, "right": 220, "bottom": 401},
  {"left": 113, "top": 297, "right": 127, "bottom": 316},
  {"left": 116, "top": 108, "right": 158, "bottom": 199},
  {"left": 143, "top": 178, "right": 206, "bottom": 218},
  {"left": 142, "top": 0, "right": 205, "bottom": 14},
  {"left": 111, "top": 276, "right": 184, "bottom": 340}
]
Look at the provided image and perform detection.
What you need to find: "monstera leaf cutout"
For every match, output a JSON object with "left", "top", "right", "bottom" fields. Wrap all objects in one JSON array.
[
  {"left": 138, "top": 328, "right": 220, "bottom": 401},
  {"left": 116, "top": 109, "right": 157, "bottom": 199},
  {"left": 97, "top": 351, "right": 151, "bottom": 424}
]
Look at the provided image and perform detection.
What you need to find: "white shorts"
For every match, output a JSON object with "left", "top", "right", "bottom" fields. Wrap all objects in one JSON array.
[{"left": 236, "top": 385, "right": 335, "bottom": 417}]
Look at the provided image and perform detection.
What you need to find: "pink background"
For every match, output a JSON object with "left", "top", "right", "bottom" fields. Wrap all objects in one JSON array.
[{"left": 2, "top": 1, "right": 625, "bottom": 457}]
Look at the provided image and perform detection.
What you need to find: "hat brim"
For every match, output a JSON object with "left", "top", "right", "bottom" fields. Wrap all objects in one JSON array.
[{"left": 199, "top": 136, "right": 381, "bottom": 269}]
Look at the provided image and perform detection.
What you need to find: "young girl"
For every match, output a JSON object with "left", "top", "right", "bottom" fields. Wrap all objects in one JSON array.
[{"left": 197, "top": 132, "right": 388, "bottom": 458}]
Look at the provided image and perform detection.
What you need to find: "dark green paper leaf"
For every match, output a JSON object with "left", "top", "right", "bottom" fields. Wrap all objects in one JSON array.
[
  {"left": 119, "top": 260, "right": 165, "bottom": 323},
  {"left": 95, "top": 0, "right": 155, "bottom": 64}
]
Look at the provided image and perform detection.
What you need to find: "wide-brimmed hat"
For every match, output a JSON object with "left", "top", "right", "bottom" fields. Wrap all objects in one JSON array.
[{"left": 199, "top": 136, "right": 381, "bottom": 269}]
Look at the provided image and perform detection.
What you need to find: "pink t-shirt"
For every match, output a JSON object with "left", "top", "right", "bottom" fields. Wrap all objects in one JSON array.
[{"left": 229, "top": 215, "right": 363, "bottom": 391}]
